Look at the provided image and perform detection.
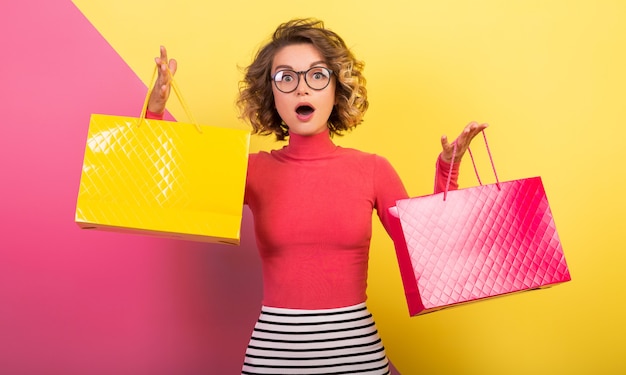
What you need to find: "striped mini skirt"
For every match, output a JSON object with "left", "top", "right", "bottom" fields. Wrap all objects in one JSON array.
[{"left": 241, "top": 302, "right": 390, "bottom": 375}]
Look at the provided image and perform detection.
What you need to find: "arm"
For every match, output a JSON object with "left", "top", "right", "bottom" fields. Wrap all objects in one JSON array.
[
  {"left": 373, "top": 155, "right": 409, "bottom": 243},
  {"left": 146, "top": 109, "right": 165, "bottom": 120},
  {"left": 434, "top": 155, "right": 459, "bottom": 193}
]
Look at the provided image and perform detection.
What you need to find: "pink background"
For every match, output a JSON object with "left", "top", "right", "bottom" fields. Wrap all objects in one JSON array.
[
  {"left": 1, "top": 1, "right": 400, "bottom": 373},
  {"left": 1, "top": 1, "right": 264, "bottom": 373}
]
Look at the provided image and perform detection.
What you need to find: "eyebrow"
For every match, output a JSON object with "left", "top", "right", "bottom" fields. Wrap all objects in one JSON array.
[{"left": 273, "top": 60, "right": 328, "bottom": 72}]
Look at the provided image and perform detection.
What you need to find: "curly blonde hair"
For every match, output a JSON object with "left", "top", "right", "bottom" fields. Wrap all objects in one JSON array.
[{"left": 237, "top": 18, "right": 368, "bottom": 141}]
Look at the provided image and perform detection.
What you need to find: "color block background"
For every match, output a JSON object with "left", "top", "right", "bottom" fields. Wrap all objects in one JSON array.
[{"left": 2, "top": 1, "right": 625, "bottom": 374}]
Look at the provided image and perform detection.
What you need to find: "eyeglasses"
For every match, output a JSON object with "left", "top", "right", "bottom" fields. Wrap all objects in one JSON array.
[{"left": 271, "top": 66, "right": 333, "bottom": 93}]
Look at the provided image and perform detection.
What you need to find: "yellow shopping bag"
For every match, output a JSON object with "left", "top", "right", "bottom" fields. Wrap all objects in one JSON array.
[{"left": 75, "top": 67, "right": 250, "bottom": 245}]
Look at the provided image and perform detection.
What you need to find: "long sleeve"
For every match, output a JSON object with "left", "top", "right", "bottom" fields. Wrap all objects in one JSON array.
[
  {"left": 372, "top": 155, "right": 410, "bottom": 246},
  {"left": 434, "top": 154, "right": 460, "bottom": 193},
  {"left": 145, "top": 109, "right": 164, "bottom": 120},
  {"left": 373, "top": 155, "right": 409, "bottom": 228}
]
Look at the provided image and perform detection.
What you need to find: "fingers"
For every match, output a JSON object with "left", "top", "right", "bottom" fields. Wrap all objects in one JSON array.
[
  {"left": 147, "top": 46, "right": 175, "bottom": 114},
  {"left": 440, "top": 121, "right": 490, "bottom": 163},
  {"left": 440, "top": 135, "right": 455, "bottom": 163},
  {"left": 157, "top": 45, "right": 177, "bottom": 76},
  {"left": 154, "top": 46, "right": 177, "bottom": 96},
  {"left": 155, "top": 46, "right": 169, "bottom": 67},
  {"left": 154, "top": 46, "right": 167, "bottom": 73},
  {"left": 440, "top": 134, "right": 449, "bottom": 149},
  {"left": 155, "top": 46, "right": 172, "bottom": 73},
  {"left": 160, "top": 45, "right": 168, "bottom": 61},
  {"left": 169, "top": 57, "right": 178, "bottom": 76},
  {"left": 467, "top": 121, "right": 488, "bottom": 135},
  {"left": 459, "top": 121, "right": 488, "bottom": 146}
]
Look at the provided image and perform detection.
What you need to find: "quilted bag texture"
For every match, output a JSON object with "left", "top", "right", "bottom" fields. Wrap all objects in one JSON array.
[
  {"left": 75, "top": 67, "right": 250, "bottom": 244},
  {"left": 394, "top": 132, "right": 570, "bottom": 315}
]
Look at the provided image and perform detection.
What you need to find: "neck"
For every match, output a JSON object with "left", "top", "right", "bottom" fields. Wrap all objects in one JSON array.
[{"left": 283, "top": 128, "right": 337, "bottom": 160}]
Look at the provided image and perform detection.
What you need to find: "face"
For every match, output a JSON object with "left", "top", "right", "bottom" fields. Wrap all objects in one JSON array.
[{"left": 271, "top": 43, "right": 336, "bottom": 137}]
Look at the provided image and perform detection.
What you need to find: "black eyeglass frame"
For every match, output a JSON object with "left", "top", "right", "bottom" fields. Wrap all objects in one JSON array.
[{"left": 271, "top": 66, "right": 334, "bottom": 93}]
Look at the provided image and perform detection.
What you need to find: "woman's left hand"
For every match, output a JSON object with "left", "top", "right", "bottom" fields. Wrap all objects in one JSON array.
[{"left": 440, "top": 121, "right": 489, "bottom": 163}]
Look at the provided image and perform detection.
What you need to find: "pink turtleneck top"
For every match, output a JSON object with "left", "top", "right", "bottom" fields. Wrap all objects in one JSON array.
[
  {"left": 244, "top": 129, "right": 458, "bottom": 309},
  {"left": 146, "top": 110, "right": 458, "bottom": 309}
]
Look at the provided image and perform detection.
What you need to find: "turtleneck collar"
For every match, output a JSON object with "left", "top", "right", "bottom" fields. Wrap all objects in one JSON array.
[{"left": 279, "top": 128, "right": 338, "bottom": 160}]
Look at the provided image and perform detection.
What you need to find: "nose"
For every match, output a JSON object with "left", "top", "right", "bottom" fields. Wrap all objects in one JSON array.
[{"left": 296, "top": 73, "right": 309, "bottom": 95}]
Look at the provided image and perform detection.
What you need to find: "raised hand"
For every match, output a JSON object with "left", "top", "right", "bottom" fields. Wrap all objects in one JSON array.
[
  {"left": 147, "top": 46, "right": 178, "bottom": 115},
  {"left": 440, "top": 121, "right": 489, "bottom": 163}
]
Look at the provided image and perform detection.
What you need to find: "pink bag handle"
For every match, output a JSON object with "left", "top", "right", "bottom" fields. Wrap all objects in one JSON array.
[{"left": 443, "top": 130, "right": 500, "bottom": 201}]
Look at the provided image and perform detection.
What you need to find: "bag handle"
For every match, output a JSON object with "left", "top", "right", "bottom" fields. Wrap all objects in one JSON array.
[
  {"left": 137, "top": 65, "right": 203, "bottom": 134},
  {"left": 443, "top": 129, "right": 500, "bottom": 201}
]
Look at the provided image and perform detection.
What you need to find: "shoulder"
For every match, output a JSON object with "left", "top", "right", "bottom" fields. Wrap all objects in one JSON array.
[
  {"left": 334, "top": 148, "right": 402, "bottom": 186},
  {"left": 336, "top": 146, "right": 377, "bottom": 160},
  {"left": 247, "top": 150, "right": 273, "bottom": 163},
  {"left": 337, "top": 147, "right": 395, "bottom": 168}
]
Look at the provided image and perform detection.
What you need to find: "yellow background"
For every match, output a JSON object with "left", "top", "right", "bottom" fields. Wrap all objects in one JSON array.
[{"left": 72, "top": 0, "right": 626, "bottom": 373}]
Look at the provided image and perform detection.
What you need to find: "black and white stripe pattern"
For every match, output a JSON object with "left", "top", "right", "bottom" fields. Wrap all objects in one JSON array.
[{"left": 242, "top": 303, "right": 390, "bottom": 375}]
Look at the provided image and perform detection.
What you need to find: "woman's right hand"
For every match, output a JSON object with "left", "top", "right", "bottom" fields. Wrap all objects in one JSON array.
[{"left": 147, "top": 46, "right": 177, "bottom": 115}]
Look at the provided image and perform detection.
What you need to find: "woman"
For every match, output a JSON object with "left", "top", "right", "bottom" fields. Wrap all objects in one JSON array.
[{"left": 147, "top": 18, "right": 486, "bottom": 375}]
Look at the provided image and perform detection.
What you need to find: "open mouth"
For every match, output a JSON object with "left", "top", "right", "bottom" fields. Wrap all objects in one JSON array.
[{"left": 296, "top": 104, "right": 315, "bottom": 116}]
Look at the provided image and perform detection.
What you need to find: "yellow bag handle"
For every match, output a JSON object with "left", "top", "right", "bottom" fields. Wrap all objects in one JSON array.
[{"left": 138, "top": 65, "right": 202, "bottom": 133}]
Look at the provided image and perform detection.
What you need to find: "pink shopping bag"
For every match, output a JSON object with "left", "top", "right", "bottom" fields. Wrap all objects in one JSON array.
[{"left": 393, "top": 131, "right": 571, "bottom": 316}]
